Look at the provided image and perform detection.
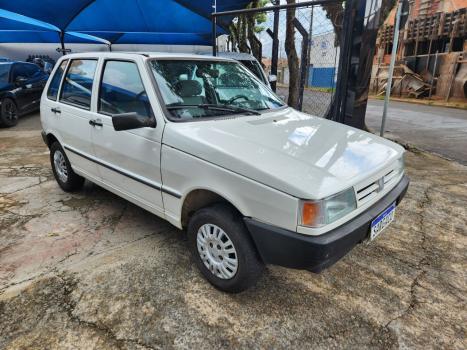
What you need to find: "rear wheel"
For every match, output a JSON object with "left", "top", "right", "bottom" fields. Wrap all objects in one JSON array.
[
  {"left": 50, "top": 142, "right": 85, "bottom": 192},
  {"left": 0, "top": 98, "right": 19, "bottom": 127},
  {"left": 187, "top": 204, "right": 264, "bottom": 293}
]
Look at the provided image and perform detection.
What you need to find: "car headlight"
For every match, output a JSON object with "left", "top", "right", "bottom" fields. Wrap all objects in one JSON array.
[
  {"left": 396, "top": 154, "right": 405, "bottom": 176},
  {"left": 300, "top": 188, "right": 357, "bottom": 227}
]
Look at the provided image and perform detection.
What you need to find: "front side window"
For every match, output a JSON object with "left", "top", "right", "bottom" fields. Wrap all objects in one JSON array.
[
  {"left": 99, "top": 60, "right": 151, "bottom": 118},
  {"left": 0, "top": 64, "right": 10, "bottom": 84},
  {"left": 149, "top": 59, "right": 284, "bottom": 121},
  {"left": 47, "top": 60, "right": 67, "bottom": 100},
  {"left": 60, "top": 59, "right": 97, "bottom": 109}
]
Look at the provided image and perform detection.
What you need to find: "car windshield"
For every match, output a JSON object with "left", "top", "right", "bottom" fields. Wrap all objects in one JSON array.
[
  {"left": 0, "top": 64, "right": 11, "bottom": 84},
  {"left": 149, "top": 59, "right": 285, "bottom": 120}
]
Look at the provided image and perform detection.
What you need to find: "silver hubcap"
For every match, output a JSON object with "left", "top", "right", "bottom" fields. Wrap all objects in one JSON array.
[
  {"left": 196, "top": 223, "right": 238, "bottom": 279},
  {"left": 54, "top": 150, "right": 68, "bottom": 183}
]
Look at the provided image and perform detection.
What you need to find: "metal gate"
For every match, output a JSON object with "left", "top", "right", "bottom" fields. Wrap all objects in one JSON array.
[{"left": 212, "top": 0, "right": 345, "bottom": 118}]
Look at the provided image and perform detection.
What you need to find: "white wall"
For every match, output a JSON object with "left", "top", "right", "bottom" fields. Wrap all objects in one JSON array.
[
  {"left": 0, "top": 43, "right": 212, "bottom": 62},
  {"left": 309, "top": 31, "right": 339, "bottom": 68}
]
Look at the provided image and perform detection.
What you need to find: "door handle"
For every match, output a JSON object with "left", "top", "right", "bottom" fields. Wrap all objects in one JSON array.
[
  {"left": 89, "top": 119, "right": 103, "bottom": 127},
  {"left": 51, "top": 107, "right": 61, "bottom": 114}
]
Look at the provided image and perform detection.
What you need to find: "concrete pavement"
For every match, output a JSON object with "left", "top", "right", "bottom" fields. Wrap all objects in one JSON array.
[{"left": 0, "top": 113, "right": 466, "bottom": 349}]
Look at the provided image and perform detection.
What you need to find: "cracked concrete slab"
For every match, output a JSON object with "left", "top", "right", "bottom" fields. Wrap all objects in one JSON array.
[{"left": 0, "top": 114, "right": 466, "bottom": 349}]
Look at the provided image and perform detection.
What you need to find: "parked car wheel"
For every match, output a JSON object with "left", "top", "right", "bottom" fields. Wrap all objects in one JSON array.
[
  {"left": 187, "top": 204, "right": 264, "bottom": 293},
  {"left": 50, "top": 142, "right": 85, "bottom": 192},
  {"left": 0, "top": 98, "right": 19, "bottom": 127}
]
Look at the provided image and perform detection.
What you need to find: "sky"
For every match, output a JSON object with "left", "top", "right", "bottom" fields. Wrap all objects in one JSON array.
[{"left": 254, "top": 2, "right": 336, "bottom": 58}]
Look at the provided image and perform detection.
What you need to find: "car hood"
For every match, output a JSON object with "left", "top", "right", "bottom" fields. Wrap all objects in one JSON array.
[{"left": 163, "top": 108, "right": 404, "bottom": 199}]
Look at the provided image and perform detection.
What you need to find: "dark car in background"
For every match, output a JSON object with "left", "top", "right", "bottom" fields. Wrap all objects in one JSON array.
[{"left": 0, "top": 61, "right": 49, "bottom": 127}]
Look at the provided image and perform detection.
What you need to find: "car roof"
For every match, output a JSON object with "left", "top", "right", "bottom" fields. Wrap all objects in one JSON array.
[
  {"left": 0, "top": 61, "right": 36, "bottom": 65},
  {"left": 60, "top": 51, "right": 236, "bottom": 62},
  {"left": 216, "top": 52, "right": 259, "bottom": 61}
]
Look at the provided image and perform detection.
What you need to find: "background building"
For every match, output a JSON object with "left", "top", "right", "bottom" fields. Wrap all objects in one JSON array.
[
  {"left": 372, "top": 0, "right": 467, "bottom": 101},
  {"left": 307, "top": 31, "right": 339, "bottom": 89}
]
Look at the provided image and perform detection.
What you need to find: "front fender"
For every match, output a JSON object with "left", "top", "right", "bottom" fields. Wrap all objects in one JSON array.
[{"left": 160, "top": 145, "right": 300, "bottom": 232}]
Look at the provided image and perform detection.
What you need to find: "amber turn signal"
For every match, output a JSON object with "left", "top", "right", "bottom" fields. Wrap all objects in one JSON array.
[{"left": 302, "top": 202, "right": 321, "bottom": 226}]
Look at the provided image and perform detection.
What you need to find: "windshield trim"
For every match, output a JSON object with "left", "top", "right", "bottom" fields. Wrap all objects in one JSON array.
[{"left": 145, "top": 57, "right": 286, "bottom": 123}]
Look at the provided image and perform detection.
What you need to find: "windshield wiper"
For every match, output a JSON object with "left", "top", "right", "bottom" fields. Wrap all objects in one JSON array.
[{"left": 166, "top": 103, "right": 261, "bottom": 116}]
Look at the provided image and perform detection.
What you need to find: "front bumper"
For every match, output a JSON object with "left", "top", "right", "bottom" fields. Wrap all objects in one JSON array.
[{"left": 244, "top": 175, "right": 410, "bottom": 272}]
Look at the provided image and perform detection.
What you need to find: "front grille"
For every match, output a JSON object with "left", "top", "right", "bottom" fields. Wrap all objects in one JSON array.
[
  {"left": 355, "top": 169, "right": 400, "bottom": 206},
  {"left": 383, "top": 169, "right": 397, "bottom": 184},
  {"left": 356, "top": 181, "right": 380, "bottom": 205}
]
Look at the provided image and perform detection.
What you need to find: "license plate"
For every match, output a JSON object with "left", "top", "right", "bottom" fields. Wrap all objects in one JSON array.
[{"left": 370, "top": 203, "right": 396, "bottom": 240}]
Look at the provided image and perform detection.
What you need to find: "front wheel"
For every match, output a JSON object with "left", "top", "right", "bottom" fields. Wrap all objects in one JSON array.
[
  {"left": 50, "top": 142, "right": 85, "bottom": 192},
  {"left": 187, "top": 204, "right": 264, "bottom": 293}
]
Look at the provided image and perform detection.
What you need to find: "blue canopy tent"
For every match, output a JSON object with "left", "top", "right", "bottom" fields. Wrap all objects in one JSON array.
[
  {"left": 0, "top": 8, "right": 111, "bottom": 45},
  {"left": 0, "top": 0, "right": 251, "bottom": 49}
]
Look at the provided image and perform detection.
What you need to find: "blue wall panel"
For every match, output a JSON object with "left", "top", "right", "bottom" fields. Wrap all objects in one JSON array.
[{"left": 308, "top": 67, "right": 336, "bottom": 88}]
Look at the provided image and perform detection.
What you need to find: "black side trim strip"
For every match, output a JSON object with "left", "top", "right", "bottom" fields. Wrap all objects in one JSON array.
[{"left": 63, "top": 146, "right": 181, "bottom": 198}]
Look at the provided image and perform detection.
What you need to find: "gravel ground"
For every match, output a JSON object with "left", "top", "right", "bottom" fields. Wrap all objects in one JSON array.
[{"left": 0, "top": 113, "right": 466, "bottom": 349}]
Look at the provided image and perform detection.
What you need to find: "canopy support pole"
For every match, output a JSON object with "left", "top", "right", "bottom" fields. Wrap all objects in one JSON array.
[
  {"left": 267, "top": 0, "right": 280, "bottom": 92},
  {"left": 380, "top": 2, "right": 402, "bottom": 136},
  {"left": 59, "top": 30, "right": 66, "bottom": 56}
]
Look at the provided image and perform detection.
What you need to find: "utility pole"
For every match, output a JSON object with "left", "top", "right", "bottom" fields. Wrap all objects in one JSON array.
[
  {"left": 380, "top": 2, "right": 402, "bottom": 136},
  {"left": 212, "top": 0, "right": 217, "bottom": 56},
  {"left": 306, "top": 6, "right": 313, "bottom": 88}
]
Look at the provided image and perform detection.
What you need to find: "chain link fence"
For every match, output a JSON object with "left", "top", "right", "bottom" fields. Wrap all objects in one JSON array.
[{"left": 215, "top": 0, "right": 344, "bottom": 117}]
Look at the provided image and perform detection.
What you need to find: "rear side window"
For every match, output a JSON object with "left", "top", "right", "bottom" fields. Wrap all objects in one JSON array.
[
  {"left": 47, "top": 60, "right": 67, "bottom": 100},
  {"left": 98, "top": 60, "right": 151, "bottom": 118},
  {"left": 0, "top": 64, "right": 10, "bottom": 84},
  {"left": 60, "top": 59, "right": 97, "bottom": 110}
]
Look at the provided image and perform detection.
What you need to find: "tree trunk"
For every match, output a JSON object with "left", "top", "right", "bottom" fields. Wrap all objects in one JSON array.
[
  {"left": 238, "top": 16, "right": 251, "bottom": 53},
  {"left": 322, "top": 3, "right": 344, "bottom": 47},
  {"left": 247, "top": 14, "right": 261, "bottom": 60},
  {"left": 247, "top": 0, "right": 262, "bottom": 61},
  {"left": 323, "top": 0, "right": 396, "bottom": 48},
  {"left": 285, "top": 0, "right": 300, "bottom": 108},
  {"left": 229, "top": 23, "right": 239, "bottom": 52}
]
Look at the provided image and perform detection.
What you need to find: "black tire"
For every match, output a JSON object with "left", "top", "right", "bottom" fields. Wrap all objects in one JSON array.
[
  {"left": 0, "top": 98, "right": 19, "bottom": 127},
  {"left": 50, "top": 141, "right": 85, "bottom": 192},
  {"left": 187, "top": 204, "right": 264, "bottom": 293}
]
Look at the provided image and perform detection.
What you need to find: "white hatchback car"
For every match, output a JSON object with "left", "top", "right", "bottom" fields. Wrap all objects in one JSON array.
[{"left": 40, "top": 52, "right": 409, "bottom": 292}]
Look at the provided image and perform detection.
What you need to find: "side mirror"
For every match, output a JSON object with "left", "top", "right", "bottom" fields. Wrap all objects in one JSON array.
[
  {"left": 15, "top": 76, "right": 28, "bottom": 86},
  {"left": 268, "top": 74, "right": 277, "bottom": 83},
  {"left": 112, "top": 112, "right": 156, "bottom": 131}
]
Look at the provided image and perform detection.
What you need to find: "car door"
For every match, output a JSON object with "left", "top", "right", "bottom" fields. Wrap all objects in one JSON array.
[
  {"left": 9, "top": 63, "right": 35, "bottom": 113},
  {"left": 23, "top": 63, "right": 48, "bottom": 110},
  {"left": 90, "top": 58, "right": 164, "bottom": 214},
  {"left": 54, "top": 58, "right": 100, "bottom": 179}
]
